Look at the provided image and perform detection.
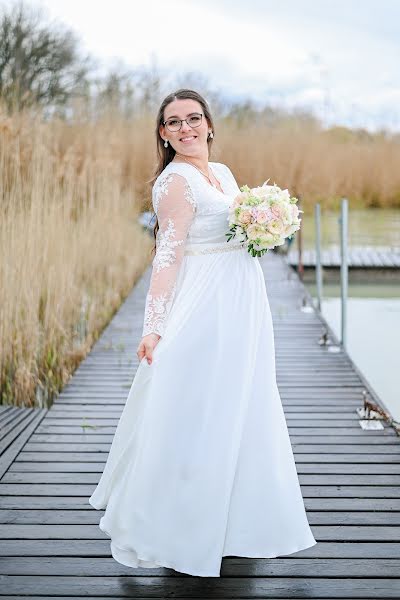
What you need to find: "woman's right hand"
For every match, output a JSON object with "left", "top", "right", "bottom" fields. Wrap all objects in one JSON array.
[{"left": 137, "top": 333, "right": 161, "bottom": 365}]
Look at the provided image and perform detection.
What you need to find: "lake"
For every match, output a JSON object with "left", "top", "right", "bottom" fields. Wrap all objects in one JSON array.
[
  {"left": 301, "top": 207, "right": 400, "bottom": 248},
  {"left": 307, "top": 283, "right": 399, "bottom": 422},
  {"left": 303, "top": 204, "right": 399, "bottom": 423}
]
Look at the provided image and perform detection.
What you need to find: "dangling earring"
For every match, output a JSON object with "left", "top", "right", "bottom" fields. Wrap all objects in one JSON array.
[
  {"left": 208, "top": 131, "right": 214, "bottom": 139},
  {"left": 164, "top": 139, "right": 169, "bottom": 148}
]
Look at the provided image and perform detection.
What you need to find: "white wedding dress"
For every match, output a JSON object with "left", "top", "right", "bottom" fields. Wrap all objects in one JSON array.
[{"left": 88, "top": 160, "right": 317, "bottom": 577}]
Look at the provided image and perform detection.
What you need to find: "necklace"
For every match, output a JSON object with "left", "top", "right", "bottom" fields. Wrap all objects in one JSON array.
[{"left": 174, "top": 153, "right": 219, "bottom": 189}]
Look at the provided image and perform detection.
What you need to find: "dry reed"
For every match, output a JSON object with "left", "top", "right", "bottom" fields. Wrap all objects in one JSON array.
[
  {"left": 216, "top": 120, "right": 400, "bottom": 210},
  {"left": 1, "top": 106, "right": 399, "bottom": 406},
  {"left": 0, "top": 108, "right": 153, "bottom": 407}
]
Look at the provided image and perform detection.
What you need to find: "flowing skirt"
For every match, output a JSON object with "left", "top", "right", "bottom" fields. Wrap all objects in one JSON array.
[{"left": 88, "top": 247, "right": 317, "bottom": 577}]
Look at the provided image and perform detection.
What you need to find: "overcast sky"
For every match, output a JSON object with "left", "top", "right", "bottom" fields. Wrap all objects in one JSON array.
[{"left": 25, "top": 0, "right": 400, "bottom": 132}]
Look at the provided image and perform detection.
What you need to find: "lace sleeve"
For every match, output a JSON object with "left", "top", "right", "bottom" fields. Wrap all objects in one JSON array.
[{"left": 142, "top": 171, "right": 197, "bottom": 338}]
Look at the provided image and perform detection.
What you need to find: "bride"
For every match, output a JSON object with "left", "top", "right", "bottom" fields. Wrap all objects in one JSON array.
[{"left": 88, "top": 88, "right": 317, "bottom": 577}]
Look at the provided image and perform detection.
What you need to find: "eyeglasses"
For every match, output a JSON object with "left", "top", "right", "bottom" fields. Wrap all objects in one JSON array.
[{"left": 163, "top": 113, "right": 203, "bottom": 132}]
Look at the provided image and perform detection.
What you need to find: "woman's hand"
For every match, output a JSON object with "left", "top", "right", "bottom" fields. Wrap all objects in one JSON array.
[{"left": 137, "top": 333, "right": 161, "bottom": 365}]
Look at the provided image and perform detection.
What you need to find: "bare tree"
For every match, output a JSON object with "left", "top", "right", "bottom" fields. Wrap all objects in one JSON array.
[{"left": 0, "top": 1, "right": 90, "bottom": 111}]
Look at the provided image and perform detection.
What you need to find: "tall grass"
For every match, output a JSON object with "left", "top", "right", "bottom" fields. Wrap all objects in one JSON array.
[
  {"left": 1, "top": 106, "right": 399, "bottom": 406},
  {"left": 0, "top": 109, "right": 153, "bottom": 407},
  {"left": 217, "top": 119, "right": 400, "bottom": 210}
]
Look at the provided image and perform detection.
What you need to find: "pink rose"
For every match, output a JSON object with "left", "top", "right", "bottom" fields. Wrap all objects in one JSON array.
[
  {"left": 271, "top": 204, "right": 284, "bottom": 219},
  {"left": 233, "top": 192, "right": 247, "bottom": 206},
  {"left": 256, "top": 210, "right": 268, "bottom": 224},
  {"left": 238, "top": 209, "right": 252, "bottom": 224}
]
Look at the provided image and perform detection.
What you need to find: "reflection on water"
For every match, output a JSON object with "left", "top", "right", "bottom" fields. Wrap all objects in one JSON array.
[
  {"left": 307, "top": 282, "right": 400, "bottom": 422},
  {"left": 301, "top": 208, "right": 400, "bottom": 249}
]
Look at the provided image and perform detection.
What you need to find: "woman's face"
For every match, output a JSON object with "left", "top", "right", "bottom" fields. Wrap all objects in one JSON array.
[{"left": 160, "top": 98, "right": 210, "bottom": 156}]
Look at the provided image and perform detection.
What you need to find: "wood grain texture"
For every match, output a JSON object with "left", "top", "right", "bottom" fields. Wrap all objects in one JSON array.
[{"left": 0, "top": 251, "right": 399, "bottom": 598}]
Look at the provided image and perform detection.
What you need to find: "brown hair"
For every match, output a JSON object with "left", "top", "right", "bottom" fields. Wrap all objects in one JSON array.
[{"left": 148, "top": 89, "right": 215, "bottom": 255}]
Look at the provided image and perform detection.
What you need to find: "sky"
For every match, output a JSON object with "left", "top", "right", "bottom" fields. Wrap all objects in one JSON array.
[{"left": 20, "top": 0, "right": 400, "bottom": 132}]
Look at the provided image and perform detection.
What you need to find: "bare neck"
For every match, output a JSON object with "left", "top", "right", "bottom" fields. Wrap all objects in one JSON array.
[{"left": 173, "top": 153, "right": 210, "bottom": 173}]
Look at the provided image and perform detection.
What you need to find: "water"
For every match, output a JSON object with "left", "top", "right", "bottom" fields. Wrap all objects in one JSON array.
[
  {"left": 307, "top": 281, "right": 400, "bottom": 423},
  {"left": 299, "top": 207, "right": 400, "bottom": 421},
  {"left": 301, "top": 207, "right": 400, "bottom": 249}
]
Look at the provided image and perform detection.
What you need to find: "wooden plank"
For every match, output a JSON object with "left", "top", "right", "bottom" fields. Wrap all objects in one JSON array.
[
  {"left": 0, "top": 410, "right": 47, "bottom": 480},
  {"left": 27, "top": 424, "right": 396, "bottom": 436},
  {"left": 2, "top": 509, "right": 400, "bottom": 526},
  {"left": 33, "top": 418, "right": 378, "bottom": 429},
  {"left": 11, "top": 538, "right": 400, "bottom": 560},
  {"left": 29, "top": 426, "right": 399, "bottom": 437},
  {"left": 7, "top": 461, "right": 400, "bottom": 474},
  {"left": 1, "top": 483, "right": 400, "bottom": 498},
  {"left": 10, "top": 453, "right": 400, "bottom": 467},
  {"left": 20, "top": 445, "right": 400, "bottom": 461},
  {"left": 287, "top": 244, "right": 400, "bottom": 268},
  {"left": 1, "top": 523, "right": 399, "bottom": 542},
  {"left": 0, "top": 407, "right": 23, "bottom": 428},
  {"left": 0, "top": 409, "right": 36, "bottom": 452},
  {"left": 0, "top": 251, "right": 399, "bottom": 599},
  {"left": 2, "top": 471, "right": 400, "bottom": 486},
  {"left": 24, "top": 430, "right": 398, "bottom": 444},
  {"left": 1, "top": 575, "right": 400, "bottom": 597},
  {"left": 1, "top": 495, "right": 399, "bottom": 511},
  {"left": 2, "top": 556, "right": 400, "bottom": 578}
]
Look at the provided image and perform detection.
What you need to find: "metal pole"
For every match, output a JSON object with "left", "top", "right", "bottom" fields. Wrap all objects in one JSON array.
[
  {"left": 315, "top": 203, "right": 323, "bottom": 312},
  {"left": 339, "top": 197, "right": 348, "bottom": 349},
  {"left": 297, "top": 194, "right": 304, "bottom": 281}
]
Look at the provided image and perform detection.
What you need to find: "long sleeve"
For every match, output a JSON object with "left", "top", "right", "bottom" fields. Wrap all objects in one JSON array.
[{"left": 142, "top": 171, "right": 197, "bottom": 338}]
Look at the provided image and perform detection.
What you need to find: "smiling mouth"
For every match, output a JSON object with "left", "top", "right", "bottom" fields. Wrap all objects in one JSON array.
[{"left": 180, "top": 136, "right": 197, "bottom": 142}]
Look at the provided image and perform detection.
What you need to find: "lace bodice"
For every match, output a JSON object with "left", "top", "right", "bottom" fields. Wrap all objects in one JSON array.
[{"left": 142, "top": 161, "right": 241, "bottom": 338}]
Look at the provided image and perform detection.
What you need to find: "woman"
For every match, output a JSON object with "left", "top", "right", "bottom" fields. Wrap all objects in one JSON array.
[{"left": 88, "top": 88, "right": 317, "bottom": 577}]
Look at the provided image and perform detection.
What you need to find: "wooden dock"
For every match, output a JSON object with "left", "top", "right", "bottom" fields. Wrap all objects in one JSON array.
[
  {"left": 286, "top": 244, "right": 400, "bottom": 268},
  {"left": 1, "top": 252, "right": 400, "bottom": 598}
]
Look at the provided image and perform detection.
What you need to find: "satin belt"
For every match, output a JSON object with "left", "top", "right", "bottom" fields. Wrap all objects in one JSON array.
[{"left": 184, "top": 241, "right": 247, "bottom": 256}]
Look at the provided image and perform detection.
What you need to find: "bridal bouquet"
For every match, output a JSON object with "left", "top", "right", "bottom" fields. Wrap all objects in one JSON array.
[{"left": 226, "top": 180, "right": 303, "bottom": 257}]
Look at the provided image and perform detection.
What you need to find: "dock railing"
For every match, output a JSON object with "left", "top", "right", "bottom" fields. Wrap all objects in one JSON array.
[{"left": 311, "top": 197, "right": 349, "bottom": 351}]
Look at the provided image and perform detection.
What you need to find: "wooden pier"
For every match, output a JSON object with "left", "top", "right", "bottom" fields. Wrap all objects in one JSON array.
[
  {"left": 1, "top": 252, "right": 399, "bottom": 598},
  {"left": 286, "top": 244, "right": 400, "bottom": 268}
]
